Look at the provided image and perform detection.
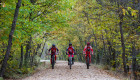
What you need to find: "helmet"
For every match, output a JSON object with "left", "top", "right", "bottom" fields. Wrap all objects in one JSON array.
[
  {"left": 87, "top": 42, "right": 90, "bottom": 45},
  {"left": 69, "top": 43, "right": 72, "bottom": 46},
  {"left": 52, "top": 44, "right": 55, "bottom": 47}
]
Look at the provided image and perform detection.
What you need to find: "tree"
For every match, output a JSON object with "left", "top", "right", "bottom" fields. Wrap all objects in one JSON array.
[{"left": 0, "top": 0, "right": 22, "bottom": 77}]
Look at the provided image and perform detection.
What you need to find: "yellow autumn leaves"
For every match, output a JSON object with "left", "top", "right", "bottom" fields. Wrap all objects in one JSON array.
[{"left": 122, "top": 7, "right": 138, "bottom": 17}]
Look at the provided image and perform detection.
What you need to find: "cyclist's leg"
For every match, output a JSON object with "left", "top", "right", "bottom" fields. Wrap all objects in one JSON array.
[
  {"left": 55, "top": 55, "right": 57, "bottom": 63},
  {"left": 72, "top": 55, "right": 74, "bottom": 64},
  {"left": 55, "top": 55, "right": 56, "bottom": 61}
]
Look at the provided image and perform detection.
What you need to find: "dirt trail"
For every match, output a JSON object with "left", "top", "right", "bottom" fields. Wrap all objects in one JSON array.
[{"left": 23, "top": 61, "right": 120, "bottom": 80}]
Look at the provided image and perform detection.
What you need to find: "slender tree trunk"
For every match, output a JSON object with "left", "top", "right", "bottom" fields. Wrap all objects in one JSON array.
[
  {"left": 0, "top": 0, "right": 22, "bottom": 77},
  {"left": 28, "top": 36, "right": 32, "bottom": 62},
  {"left": 102, "top": 33, "right": 107, "bottom": 64},
  {"left": 119, "top": 13, "right": 127, "bottom": 74},
  {"left": 112, "top": 48, "right": 116, "bottom": 69},
  {"left": 24, "top": 36, "right": 32, "bottom": 67},
  {"left": 107, "top": 40, "right": 112, "bottom": 66},
  {"left": 24, "top": 41, "right": 29, "bottom": 67},
  {"left": 104, "top": 30, "right": 112, "bottom": 65},
  {"left": 35, "top": 44, "right": 41, "bottom": 55},
  {"left": 30, "top": 53, "right": 34, "bottom": 67},
  {"left": 19, "top": 44, "right": 23, "bottom": 69},
  {"left": 40, "top": 42, "right": 46, "bottom": 57},
  {"left": 131, "top": 40, "right": 137, "bottom": 80}
]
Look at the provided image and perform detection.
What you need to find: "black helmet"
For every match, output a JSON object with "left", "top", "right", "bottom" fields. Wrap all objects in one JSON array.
[
  {"left": 52, "top": 44, "right": 55, "bottom": 47},
  {"left": 69, "top": 43, "right": 72, "bottom": 46}
]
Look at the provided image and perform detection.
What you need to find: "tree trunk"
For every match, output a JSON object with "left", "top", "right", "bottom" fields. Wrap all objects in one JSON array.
[
  {"left": 107, "top": 40, "right": 112, "bottom": 66},
  {"left": 102, "top": 33, "right": 107, "bottom": 64},
  {"left": 19, "top": 44, "right": 23, "bottom": 69},
  {"left": 119, "top": 13, "right": 127, "bottom": 74},
  {"left": 0, "top": 0, "right": 22, "bottom": 77},
  {"left": 40, "top": 42, "right": 46, "bottom": 57},
  {"left": 24, "top": 41, "right": 29, "bottom": 67},
  {"left": 112, "top": 48, "right": 116, "bottom": 69},
  {"left": 132, "top": 40, "right": 137, "bottom": 80},
  {"left": 24, "top": 36, "right": 32, "bottom": 67}
]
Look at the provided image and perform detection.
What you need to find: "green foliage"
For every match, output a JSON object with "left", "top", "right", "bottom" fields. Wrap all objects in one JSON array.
[{"left": 0, "top": 0, "right": 140, "bottom": 79}]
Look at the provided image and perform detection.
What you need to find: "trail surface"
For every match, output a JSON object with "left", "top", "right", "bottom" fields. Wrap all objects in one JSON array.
[{"left": 23, "top": 61, "right": 120, "bottom": 80}]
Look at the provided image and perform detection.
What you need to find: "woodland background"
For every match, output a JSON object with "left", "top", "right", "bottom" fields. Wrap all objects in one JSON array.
[{"left": 0, "top": 0, "right": 140, "bottom": 79}]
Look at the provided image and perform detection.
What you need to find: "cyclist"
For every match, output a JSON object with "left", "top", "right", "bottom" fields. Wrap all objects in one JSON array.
[
  {"left": 83, "top": 42, "right": 93, "bottom": 65},
  {"left": 48, "top": 44, "right": 59, "bottom": 64},
  {"left": 66, "top": 43, "right": 75, "bottom": 65}
]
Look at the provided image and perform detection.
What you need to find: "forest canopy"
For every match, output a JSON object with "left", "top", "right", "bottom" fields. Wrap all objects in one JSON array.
[{"left": 0, "top": 0, "right": 140, "bottom": 79}]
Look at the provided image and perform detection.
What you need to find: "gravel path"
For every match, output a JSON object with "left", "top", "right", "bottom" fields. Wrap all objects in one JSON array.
[{"left": 23, "top": 61, "right": 120, "bottom": 80}]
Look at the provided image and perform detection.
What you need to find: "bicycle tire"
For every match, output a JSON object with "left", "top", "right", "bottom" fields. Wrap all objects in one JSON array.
[
  {"left": 69, "top": 57, "right": 72, "bottom": 69},
  {"left": 52, "top": 55, "right": 55, "bottom": 69},
  {"left": 87, "top": 56, "right": 89, "bottom": 69}
]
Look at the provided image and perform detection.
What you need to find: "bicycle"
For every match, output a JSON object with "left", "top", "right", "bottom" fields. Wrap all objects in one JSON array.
[
  {"left": 66, "top": 52, "right": 74, "bottom": 69},
  {"left": 48, "top": 53, "right": 58, "bottom": 69}
]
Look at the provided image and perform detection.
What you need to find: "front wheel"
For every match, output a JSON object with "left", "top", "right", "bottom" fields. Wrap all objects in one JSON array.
[
  {"left": 87, "top": 56, "right": 89, "bottom": 69},
  {"left": 70, "top": 64, "right": 72, "bottom": 69},
  {"left": 52, "top": 56, "right": 55, "bottom": 69},
  {"left": 69, "top": 57, "right": 72, "bottom": 69}
]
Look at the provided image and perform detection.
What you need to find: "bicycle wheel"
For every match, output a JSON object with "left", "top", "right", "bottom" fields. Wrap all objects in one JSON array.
[
  {"left": 87, "top": 56, "right": 89, "bottom": 69},
  {"left": 69, "top": 57, "right": 72, "bottom": 69},
  {"left": 52, "top": 56, "right": 55, "bottom": 69},
  {"left": 70, "top": 64, "right": 72, "bottom": 69}
]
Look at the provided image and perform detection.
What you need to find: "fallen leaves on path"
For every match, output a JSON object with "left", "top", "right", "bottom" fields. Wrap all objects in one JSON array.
[{"left": 23, "top": 61, "right": 120, "bottom": 80}]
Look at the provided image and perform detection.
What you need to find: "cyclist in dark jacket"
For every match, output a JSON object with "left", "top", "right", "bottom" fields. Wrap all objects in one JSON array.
[{"left": 48, "top": 44, "right": 59, "bottom": 64}]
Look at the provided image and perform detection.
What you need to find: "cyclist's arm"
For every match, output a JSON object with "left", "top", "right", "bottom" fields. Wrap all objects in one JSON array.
[
  {"left": 66, "top": 48, "right": 68, "bottom": 55},
  {"left": 83, "top": 46, "right": 87, "bottom": 54},
  {"left": 48, "top": 47, "right": 51, "bottom": 54}
]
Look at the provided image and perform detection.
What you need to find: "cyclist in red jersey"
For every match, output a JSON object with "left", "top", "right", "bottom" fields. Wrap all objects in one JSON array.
[
  {"left": 48, "top": 44, "right": 59, "bottom": 64},
  {"left": 66, "top": 43, "right": 75, "bottom": 65},
  {"left": 83, "top": 42, "right": 93, "bottom": 64}
]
